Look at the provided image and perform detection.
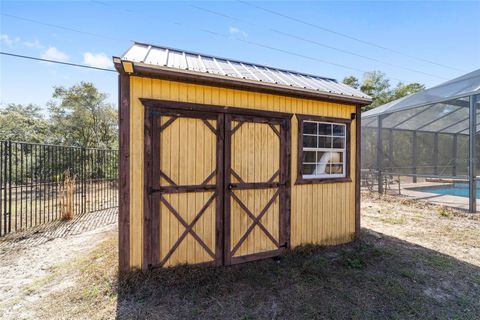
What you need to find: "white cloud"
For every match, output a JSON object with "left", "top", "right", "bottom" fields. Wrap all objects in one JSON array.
[
  {"left": 23, "top": 39, "right": 44, "bottom": 49},
  {"left": 0, "top": 34, "right": 14, "bottom": 47},
  {"left": 1, "top": 34, "right": 43, "bottom": 49},
  {"left": 83, "top": 52, "right": 112, "bottom": 69},
  {"left": 41, "top": 47, "right": 69, "bottom": 62},
  {"left": 229, "top": 26, "right": 248, "bottom": 38},
  {"left": 1, "top": 34, "right": 44, "bottom": 49}
]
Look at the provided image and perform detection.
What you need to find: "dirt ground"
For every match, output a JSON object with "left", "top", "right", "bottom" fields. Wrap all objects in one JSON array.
[
  {"left": 361, "top": 192, "right": 480, "bottom": 267},
  {"left": 0, "top": 208, "right": 117, "bottom": 320},
  {"left": 0, "top": 193, "right": 479, "bottom": 320}
]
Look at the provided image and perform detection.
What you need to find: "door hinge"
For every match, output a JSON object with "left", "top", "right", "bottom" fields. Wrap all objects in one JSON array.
[{"left": 148, "top": 187, "right": 162, "bottom": 195}]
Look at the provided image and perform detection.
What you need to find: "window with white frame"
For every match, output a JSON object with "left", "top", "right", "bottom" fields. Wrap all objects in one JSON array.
[{"left": 302, "top": 121, "right": 347, "bottom": 179}]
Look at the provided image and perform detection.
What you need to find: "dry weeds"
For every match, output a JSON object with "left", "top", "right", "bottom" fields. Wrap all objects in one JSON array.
[
  {"left": 3, "top": 193, "right": 480, "bottom": 319},
  {"left": 60, "top": 170, "right": 76, "bottom": 220},
  {"left": 361, "top": 191, "right": 480, "bottom": 267},
  {"left": 31, "top": 230, "right": 480, "bottom": 320}
]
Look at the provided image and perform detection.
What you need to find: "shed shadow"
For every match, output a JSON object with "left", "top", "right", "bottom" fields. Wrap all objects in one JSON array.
[
  {"left": 0, "top": 207, "right": 117, "bottom": 255},
  {"left": 115, "top": 229, "right": 480, "bottom": 319}
]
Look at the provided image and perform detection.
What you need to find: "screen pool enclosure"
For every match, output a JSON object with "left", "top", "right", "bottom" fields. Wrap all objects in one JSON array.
[{"left": 362, "top": 69, "right": 480, "bottom": 212}]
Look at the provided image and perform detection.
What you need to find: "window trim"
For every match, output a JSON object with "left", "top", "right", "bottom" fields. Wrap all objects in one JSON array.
[{"left": 296, "top": 114, "right": 352, "bottom": 185}]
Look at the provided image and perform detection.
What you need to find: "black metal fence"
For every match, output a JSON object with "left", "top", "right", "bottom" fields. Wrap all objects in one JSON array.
[{"left": 0, "top": 140, "right": 118, "bottom": 237}]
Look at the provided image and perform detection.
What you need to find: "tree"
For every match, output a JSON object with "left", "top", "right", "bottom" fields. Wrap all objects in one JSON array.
[
  {"left": 343, "top": 71, "right": 425, "bottom": 112},
  {"left": 392, "top": 82, "right": 425, "bottom": 100},
  {"left": 342, "top": 76, "right": 360, "bottom": 89},
  {"left": 0, "top": 103, "right": 51, "bottom": 143},
  {"left": 358, "top": 71, "right": 393, "bottom": 110},
  {"left": 48, "top": 82, "right": 118, "bottom": 148}
]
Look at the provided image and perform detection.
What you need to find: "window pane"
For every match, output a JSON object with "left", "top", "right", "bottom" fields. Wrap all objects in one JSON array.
[
  {"left": 332, "top": 137, "right": 345, "bottom": 149},
  {"left": 330, "top": 164, "right": 344, "bottom": 174},
  {"left": 302, "top": 164, "right": 316, "bottom": 175},
  {"left": 303, "top": 151, "right": 316, "bottom": 162},
  {"left": 324, "top": 164, "right": 332, "bottom": 174},
  {"left": 300, "top": 119, "right": 347, "bottom": 179},
  {"left": 318, "top": 123, "right": 332, "bottom": 135},
  {"left": 303, "top": 135, "right": 317, "bottom": 148},
  {"left": 333, "top": 124, "right": 345, "bottom": 136},
  {"left": 303, "top": 122, "right": 317, "bottom": 135},
  {"left": 317, "top": 151, "right": 331, "bottom": 164},
  {"left": 314, "top": 163, "right": 327, "bottom": 175},
  {"left": 318, "top": 136, "right": 332, "bottom": 148},
  {"left": 331, "top": 152, "right": 344, "bottom": 163}
]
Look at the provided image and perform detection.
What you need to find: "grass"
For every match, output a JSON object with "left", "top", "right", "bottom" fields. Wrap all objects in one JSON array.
[
  {"left": 24, "top": 271, "right": 58, "bottom": 295},
  {"left": 361, "top": 191, "right": 480, "bottom": 267},
  {"left": 380, "top": 215, "right": 406, "bottom": 225},
  {"left": 3, "top": 186, "right": 117, "bottom": 235},
  {"left": 437, "top": 206, "right": 453, "bottom": 218},
  {"left": 6, "top": 192, "right": 480, "bottom": 319},
  {"left": 30, "top": 228, "right": 480, "bottom": 320}
]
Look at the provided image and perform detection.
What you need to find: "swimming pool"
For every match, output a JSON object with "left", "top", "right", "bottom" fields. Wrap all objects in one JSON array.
[{"left": 414, "top": 182, "right": 480, "bottom": 198}]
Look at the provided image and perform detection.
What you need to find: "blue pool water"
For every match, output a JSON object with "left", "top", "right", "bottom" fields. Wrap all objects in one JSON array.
[{"left": 416, "top": 182, "right": 480, "bottom": 198}]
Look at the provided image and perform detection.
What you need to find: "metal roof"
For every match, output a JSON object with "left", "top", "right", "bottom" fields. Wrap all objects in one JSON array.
[
  {"left": 117, "top": 42, "right": 371, "bottom": 104},
  {"left": 362, "top": 69, "right": 480, "bottom": 135},
  {"left": 363, "top": 68, "right": 480, "bottom": 119}
]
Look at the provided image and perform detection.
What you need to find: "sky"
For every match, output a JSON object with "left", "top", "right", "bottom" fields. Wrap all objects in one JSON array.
[{"left": 1, "top": 0, "right": 479, "bottom": 110}]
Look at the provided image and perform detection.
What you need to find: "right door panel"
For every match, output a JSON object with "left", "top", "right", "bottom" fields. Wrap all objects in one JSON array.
[{"left": 224, "top": 114, "right": 290, "bottom": 265}]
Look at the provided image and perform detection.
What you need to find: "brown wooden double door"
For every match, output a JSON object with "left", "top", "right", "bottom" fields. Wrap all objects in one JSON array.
[{"left": 144, "top": 103, "right": 290, "bottom": 268}]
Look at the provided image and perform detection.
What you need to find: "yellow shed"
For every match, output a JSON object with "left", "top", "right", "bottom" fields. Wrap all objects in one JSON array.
[{"left": 113, "top": 43, "right": 371, "bottom": 271}]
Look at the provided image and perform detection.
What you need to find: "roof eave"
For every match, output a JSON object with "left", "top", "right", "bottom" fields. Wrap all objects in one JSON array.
[{"left": 113, "top": 58, "right": 372, "bottom": 106}]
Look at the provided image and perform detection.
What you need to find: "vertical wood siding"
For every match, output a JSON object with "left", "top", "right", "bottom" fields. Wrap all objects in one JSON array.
[
  {"left": 129, "top": 76, "right": 357, "bottom": 268},
  {"left": 230, "top": 121, "right": 280, "bottom": 257},
  {"left": 159, "top": 116, "right": 217, "bottom": 266}
]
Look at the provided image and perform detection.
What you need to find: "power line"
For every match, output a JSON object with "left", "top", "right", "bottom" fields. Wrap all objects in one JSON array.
[
  {"left": 200, "top": 28, "right": 381, "bottom": 75},
  {"left": 2, "top": 5, "right": 422, "bottom": 83},
  {"left": 190, "top": 4, "right": 242, "bottom": 22},
  {"left": 238, "top": 0, "right": 466, "bottom": 73},
  {"left": 190, "top": 5, "right": 448, "bottom": 80},
  {"left": 87, "top": 2, "right": 376, "bottom": 77},
  {"left": 195, "top": 30, "right": 423, "bottom": 82},
  {"left": 1, "top": 13, "right": 126, "bottom": 42},
  {"left": 86, "top": 2, "right": 410, "bottom": 81},
  {"left": 267, "top": 29, "right": 446, "bottom": 79},
  {"left": 0, "top": 52, "right": 116, "bottom": 72}
]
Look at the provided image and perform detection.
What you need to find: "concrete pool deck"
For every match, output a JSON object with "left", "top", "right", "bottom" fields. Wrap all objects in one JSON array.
[{"left": 371, "top": 181, "right": 480, "bottom": 212}]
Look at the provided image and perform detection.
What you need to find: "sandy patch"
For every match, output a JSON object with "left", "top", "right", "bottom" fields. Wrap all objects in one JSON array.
[
  {"left": 0, "top": 209, "right": 117, "bottom": 320},
  {"left": 361, "top": 192, "right": 480, "bottom": 267}
]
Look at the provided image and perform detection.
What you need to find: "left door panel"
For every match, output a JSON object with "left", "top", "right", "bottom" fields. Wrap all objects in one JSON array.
[{"left": 145, "top": 108, "right": 224, "bottom": 268}]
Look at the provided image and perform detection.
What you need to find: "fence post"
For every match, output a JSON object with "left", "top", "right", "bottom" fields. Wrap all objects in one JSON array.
[
  {"left": 0, "top": 141, "right": 3, "bottom": 236},
  {"left": 377, "top": 115, "right": 384, "bottom": 194},
  {"left": 468, "top": 94, "right": 477, "bottom": 213},
  {"left": 8, "top": 140, "right": 12, "bottom": 233},
  {"left": 81, "top": 148, "right": 86, "bottom": 214},
  {"left": 452, "top": 134, "right": 457, "bottom": 177},
  {"left": 433, "top": 132, "right": 439, "bottom": 175},
  {"left": 412, "top": 132, "right": 417, "bottom": 183}
]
